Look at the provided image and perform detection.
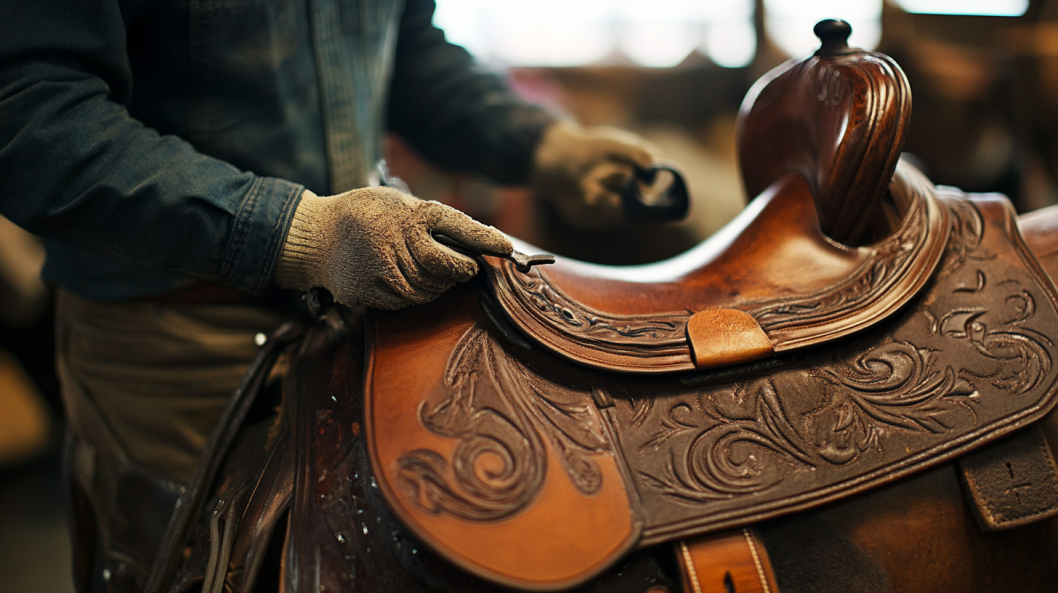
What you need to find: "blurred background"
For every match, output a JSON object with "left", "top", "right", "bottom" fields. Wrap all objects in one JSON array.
[{"left": 4, "top": 0, "right": 1058, "bottom": 590}]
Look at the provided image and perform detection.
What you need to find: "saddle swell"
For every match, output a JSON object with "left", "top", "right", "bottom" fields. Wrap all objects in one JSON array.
[{"left": 484, "top": 161, "right": 949, "bottom": 374}]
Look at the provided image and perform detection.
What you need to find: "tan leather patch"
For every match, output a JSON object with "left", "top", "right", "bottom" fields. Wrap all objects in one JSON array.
[
  {"left": 687, "top": 309, "right": 773, "bottom": 370},
  {"left": 677, "top": 528, "right": 779, "bottom": 593}
]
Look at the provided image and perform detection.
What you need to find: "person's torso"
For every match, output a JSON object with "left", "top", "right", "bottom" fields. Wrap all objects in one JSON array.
[{"left": 46, "top": 0, "right": 405, "bottom": 300}]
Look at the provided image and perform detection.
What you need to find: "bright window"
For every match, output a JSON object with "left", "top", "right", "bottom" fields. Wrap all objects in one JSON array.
[
  {"left": 763, "top": 0, "right": 882, "bottom": 58},
  {"left": 892, "top": 0, "right": 1029, "bottom": 17},
  {"left": 432, "top": 0, "right": 757, "bottom": 68}
]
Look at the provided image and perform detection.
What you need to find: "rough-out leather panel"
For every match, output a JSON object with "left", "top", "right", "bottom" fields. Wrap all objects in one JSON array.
[{"left": 617, "top": 194, "right": 1058, "bottom": 544}]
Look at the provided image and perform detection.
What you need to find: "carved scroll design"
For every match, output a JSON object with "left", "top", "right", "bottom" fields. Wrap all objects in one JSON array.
[
  {"left": 639, "top": 379, "right": 814, "bottom": 502},
  {"left": 396, "top": 326, "right": 610, "bottom": 522},
  {"left": 935, "top": 282, "right": 1053, "bottom": 396},
  {"left": 937, "top": 197, "right": 990, "bottom": 278},
  {"left": 641, "top": 339, "right": 980, "bottom": 503},
  {"left": 745, "top": 189, "right": 929, "bottom": 330},
  {"left": 501, "top": 261, "right": 688, "bottom": 348},
  {"left": 640, "top": 254, "right": 1055, "bottom": 505}
]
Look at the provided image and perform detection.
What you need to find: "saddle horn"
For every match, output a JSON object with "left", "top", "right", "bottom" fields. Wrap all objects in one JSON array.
[{"left": 736, "top": 19, "right": 912, "bottom": 246}]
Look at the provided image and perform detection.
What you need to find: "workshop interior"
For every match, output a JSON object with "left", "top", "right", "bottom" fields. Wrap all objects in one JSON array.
[{"left": 3, "top": 0, "right": 1058, "bottom": 591}]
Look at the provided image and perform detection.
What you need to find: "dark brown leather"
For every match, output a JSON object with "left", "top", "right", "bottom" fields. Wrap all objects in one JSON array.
[
  {"left": 957, "top": 425, "right": 1058, "bottom": 531},
  {"left": 737, "top": 22, "right": 910, "bottom": 246},
  {"left": 142, "top": 321, "right": 303, "bottom": 593}
]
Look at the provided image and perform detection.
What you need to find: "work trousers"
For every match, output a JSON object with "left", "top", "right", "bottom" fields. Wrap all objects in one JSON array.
[{"left": 56, "top": 289, "right": 288, "bottom": 592}]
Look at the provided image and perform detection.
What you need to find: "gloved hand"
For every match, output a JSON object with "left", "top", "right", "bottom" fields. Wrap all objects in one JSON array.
[
  {"left": 531, "top": 120, "right": 662, "bottom": 230},
  {"left": 273, "top": 187, "right": 512, "bottom": 310}
]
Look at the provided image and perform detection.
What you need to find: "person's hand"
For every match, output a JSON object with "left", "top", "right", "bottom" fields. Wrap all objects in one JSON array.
[
  {"left": 531, "top": 121, "right": 662, "bottom": 230},
  {"left": 273, "top": 187, "right": 511, "bottom": 310}
]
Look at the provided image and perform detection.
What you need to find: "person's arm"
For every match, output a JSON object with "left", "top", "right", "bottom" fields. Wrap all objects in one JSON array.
[
  {"left": 386, "top": 0, "right": 667, "bottom": 230},
  {"left": 0, "top": 0, "right": 301, "bottom": 295},
  {"left": 386, "top": 0, "right": 556, "bottom": 185}
]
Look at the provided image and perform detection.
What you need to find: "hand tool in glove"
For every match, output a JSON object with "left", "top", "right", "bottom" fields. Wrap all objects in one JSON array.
[{"left": 273, "top": 187, "right": 512, "bottom": 310}]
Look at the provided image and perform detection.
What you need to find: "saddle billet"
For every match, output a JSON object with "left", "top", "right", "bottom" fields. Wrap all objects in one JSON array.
[{"left": 364, "top": 25, "right": 1058, "bottom": 592}]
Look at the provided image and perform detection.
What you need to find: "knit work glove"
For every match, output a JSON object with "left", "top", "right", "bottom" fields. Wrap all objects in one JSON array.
[
  {"left": 531, "top": 120, "right": 662, "bottom": 230},
  {"left": 274, "top": 187, "right": 512, "bottom": 310}
]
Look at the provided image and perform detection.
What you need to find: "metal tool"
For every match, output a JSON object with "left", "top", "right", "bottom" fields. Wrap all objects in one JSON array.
[{"left": 432, "top": 233, "right": 555, "bottom": 273}]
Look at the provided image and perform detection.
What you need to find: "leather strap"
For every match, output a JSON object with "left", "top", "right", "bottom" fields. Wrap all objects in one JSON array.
[
  {"left": 676, "top": 528, "right": 780, "bottom": 593},
  {"left": 957, "top": 424, "right": 1058, "bottom": 531}
]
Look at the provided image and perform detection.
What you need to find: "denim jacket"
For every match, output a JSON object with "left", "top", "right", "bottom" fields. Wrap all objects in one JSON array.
[{"left": 0, "top": 0, "right": 553, "bottom": 301}]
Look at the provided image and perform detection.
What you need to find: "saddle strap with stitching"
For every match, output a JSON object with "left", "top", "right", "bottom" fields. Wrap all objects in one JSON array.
[{"left": 677, "top": 528, "right": 780, "bottom": 593}]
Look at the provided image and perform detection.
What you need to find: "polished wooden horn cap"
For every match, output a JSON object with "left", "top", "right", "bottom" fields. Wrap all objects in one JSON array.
[{"left": 737, "top": 19, "right": 912, "bottom": 246}]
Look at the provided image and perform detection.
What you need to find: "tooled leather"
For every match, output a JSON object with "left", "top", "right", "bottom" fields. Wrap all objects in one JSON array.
[
  {"left": 366, "top": 191, "right": 1058, "bottom": 589},
  {"left": 484, "top": 163, "right": 949, "bottom": 374}
]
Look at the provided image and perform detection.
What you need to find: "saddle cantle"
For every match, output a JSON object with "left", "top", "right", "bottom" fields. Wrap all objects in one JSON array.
[{"left": 365, "top": 23, "right": 1058, "bottom": 592}]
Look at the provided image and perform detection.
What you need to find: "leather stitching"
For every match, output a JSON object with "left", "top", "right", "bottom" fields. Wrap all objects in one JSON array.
[
  {"left": 679, "top": 540, "right": 704, "bottom": 593},
  {"left": 743, "top": 528, "right": 771, "bottom": 593}
]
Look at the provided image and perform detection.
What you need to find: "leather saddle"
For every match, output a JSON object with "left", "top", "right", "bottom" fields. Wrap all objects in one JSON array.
[{"left": 365, "top": 21, "right": 1058, "bottom": 590}]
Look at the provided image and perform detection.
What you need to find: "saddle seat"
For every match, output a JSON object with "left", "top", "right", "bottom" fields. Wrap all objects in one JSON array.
[{"left": 485, "top": 161, "right": 949, "bottom": 373}]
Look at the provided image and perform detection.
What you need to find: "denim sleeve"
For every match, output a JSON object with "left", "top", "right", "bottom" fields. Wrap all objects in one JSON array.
[
  {"left": 387, "top": 0, "right": 557, "bottom": 185},
  {"left": 0, "top": 0, "right": 302, "bottom": 295}
]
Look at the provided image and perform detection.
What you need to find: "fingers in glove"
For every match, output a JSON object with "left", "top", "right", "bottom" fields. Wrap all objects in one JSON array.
[
  {"left": 365, "top": 276, "right": 447, "bottom": 310},
  {"left": 401, "top": 209, "right": 481, "bottom": 284},
  {"left": 361, "top": 248, "right": 452, "bottom": 310},
  {"left": 583, "top": 130, "right": 659, "bottom": 169},
  {"left": 394, "top": 244, "right": 463, "bottom": 295},
  {"left": 563, "top": 161, "right": 627, "bottom": 229},
  {"left": 420, "top": 201, "right": 513, "bottom": 257}
]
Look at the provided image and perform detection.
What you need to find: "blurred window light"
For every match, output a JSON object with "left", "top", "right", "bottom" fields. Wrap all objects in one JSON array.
[
  {"left": 892, "top": 0, "right": 1028, "bottom": 17},
  {"left": 764, "top": 0, "right": 882, "bottom": 58},
  {"left": 704, "top": 22, "right": 757, "bottom": 68},
  {"left": 432, "top": 0, "right": 757, "bottom": 68},
  {"left": 619, "top": 22, "right": 699, "bottom": 68}
]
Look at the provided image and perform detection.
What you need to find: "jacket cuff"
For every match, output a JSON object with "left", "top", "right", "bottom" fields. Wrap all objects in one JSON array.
[{"left": 219, "top": 176, "right": 305, "bottom": 295}]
